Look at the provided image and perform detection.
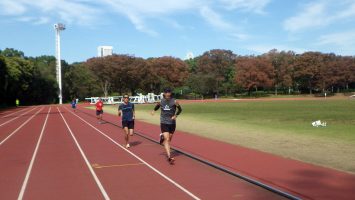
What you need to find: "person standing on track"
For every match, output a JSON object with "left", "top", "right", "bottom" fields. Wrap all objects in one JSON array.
[
  {"left": 71, "top": 98, "right": 77, "bottom": 112},
  {"left": 151, "top": 88, "right": 182, "bottom": 164},
  {"left": 95, "top": 98, "right": 104, "bottom": 124},
  {"left": 118, "top": 95, "right": 135, "bottom": 148}
]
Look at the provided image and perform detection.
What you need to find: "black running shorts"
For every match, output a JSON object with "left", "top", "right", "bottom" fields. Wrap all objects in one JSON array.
[
  {"left": 122, "top": 120, "right": 134, "bottom": 129},
  {"left": 160, "top": 123, "right": 176, "bottom": 134},
  {"left": 96, "top": 110, "right": 103, "bottom": 115}
]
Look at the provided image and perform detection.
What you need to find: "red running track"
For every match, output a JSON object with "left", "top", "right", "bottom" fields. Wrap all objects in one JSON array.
[{"left": 0, "top": 105, "right": 286, "bottom": 200}]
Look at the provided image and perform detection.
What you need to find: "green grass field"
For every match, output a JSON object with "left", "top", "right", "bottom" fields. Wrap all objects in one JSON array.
[{"left": 94, "top": 99, "right": 355, "bottom": 173}]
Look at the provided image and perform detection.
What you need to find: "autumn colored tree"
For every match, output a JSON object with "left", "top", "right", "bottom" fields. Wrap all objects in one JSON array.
[
  {"left": 337, "top": 56, "right": 355, "bottom": 91},
  {"left": 85, "top": 56, "right": 114, "bottom": 97},
  {"left": 292, "top": 52, "right": 325, "bottom": 94},
  {"left": 235, "top": 56, "right": 274, "bottom": 93},
  {"left": 145, "top": 56, "right": 189, "bottom": 93},
  {"left": 263, "top": 49, "right": 295, "bottom": 94},
  {"left": 2, "top": 46, "right": 355, "bottom": 107}
]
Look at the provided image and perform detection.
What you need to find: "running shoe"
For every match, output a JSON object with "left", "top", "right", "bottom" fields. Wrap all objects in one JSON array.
[
  {"left": 126, "top": 144, "right": 130, "bottom": 148},
  {"left": 159, "top": 133, "right": 164, "bottom": 145},
  {"left": 168, "top": 157, "right": 175, "bottom": 165}
]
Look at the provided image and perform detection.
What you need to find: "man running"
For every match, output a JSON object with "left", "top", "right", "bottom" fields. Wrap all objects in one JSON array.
[
  {"left": 118, "top": 95, "right": 135, "bottom": 148},
  {"left": 71, "top": 98, "right": 77, "bottom": 112},
  {"left": 95, "top": 98, "right": 104, "bottom": 123},
  {"left": 151, "top": 88, "right": 182, "bottom": 164}
]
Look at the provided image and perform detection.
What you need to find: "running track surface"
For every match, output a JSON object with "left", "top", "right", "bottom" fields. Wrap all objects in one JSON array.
[{"left": 0, "top": 106, "right": 287, "bottom": 200}]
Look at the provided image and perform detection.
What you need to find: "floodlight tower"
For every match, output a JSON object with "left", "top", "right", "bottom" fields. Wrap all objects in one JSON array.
[{"left": 54, "top": 23, "right": 65, "bottom": 104}]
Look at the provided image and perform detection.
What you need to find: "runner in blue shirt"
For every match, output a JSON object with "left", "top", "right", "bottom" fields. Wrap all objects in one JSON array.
[
  {"left": 71, "top": 99, "right": 77, "bottom": 112},
  {"left": 118, "top": 95, "right": 135, "bottom": 148}
]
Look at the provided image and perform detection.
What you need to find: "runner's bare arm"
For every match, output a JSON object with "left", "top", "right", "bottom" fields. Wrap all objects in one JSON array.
[
  {"left": 133, "top": 104, "right": 135, "bottom": 119},
  {"left": 118, "top": 105, "right": 122, "bottom": 117}
]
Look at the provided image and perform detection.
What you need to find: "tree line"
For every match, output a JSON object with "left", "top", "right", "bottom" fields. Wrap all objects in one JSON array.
[{"left": 1, "top": 48, "right": 354, "bottom": 106}]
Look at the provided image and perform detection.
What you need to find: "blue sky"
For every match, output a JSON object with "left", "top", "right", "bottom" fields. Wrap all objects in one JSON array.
[{"left": 0, "top": 0, "right": 355, "bottom": 63}]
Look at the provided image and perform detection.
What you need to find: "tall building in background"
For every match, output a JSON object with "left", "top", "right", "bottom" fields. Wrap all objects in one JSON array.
[{"left": 97, "top": 46, "right": 113, "bottom": 57}]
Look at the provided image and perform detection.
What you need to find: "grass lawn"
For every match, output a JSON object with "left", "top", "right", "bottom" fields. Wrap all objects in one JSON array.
[{"left": 91, "top": 99, "right": 355, "bottom": 173}]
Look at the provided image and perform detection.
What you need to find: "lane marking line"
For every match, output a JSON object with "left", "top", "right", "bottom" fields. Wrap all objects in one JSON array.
[
  {"left": 0, "top": 107, "right": 36, "bottom": 127},
  {"left": 17, "top": 107, "right": 51, "bottom": 200},
  {"left": 92, "top": 162, "right": 144, "bottom": 169},
  {"left": 0, "top": 107, "right": 44, "bottom": 146},
  {"left": 57, "top": 107, "right": 110, "bottom": 200},
  {"left": 1, "top": 107, "right": 29, "bottom": 118},
  {"left": 64, "top": 106, "right": 200, "bottom": 200}
]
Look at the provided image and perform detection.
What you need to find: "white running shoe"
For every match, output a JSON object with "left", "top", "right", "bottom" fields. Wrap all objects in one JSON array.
[{"left": 126, "top": 144, "right": 130, "bottom": 148}]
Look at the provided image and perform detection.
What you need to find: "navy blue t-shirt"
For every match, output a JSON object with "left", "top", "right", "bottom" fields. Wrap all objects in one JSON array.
[
  {"left": 119, "top": 102, "right": 134, "bottom": 121},
  {"left": 71, "top": 101, "right": 76, "bottom": 108}
]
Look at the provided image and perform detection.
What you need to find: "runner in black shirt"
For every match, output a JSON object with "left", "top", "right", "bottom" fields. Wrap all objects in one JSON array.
[{"left": 151, "top": 88, "right": 182, "bottom": 164}]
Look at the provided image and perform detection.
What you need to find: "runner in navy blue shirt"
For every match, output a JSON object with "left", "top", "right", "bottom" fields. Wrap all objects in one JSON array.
[
  {"left": 71, "top": 99, "right": 77, "bottom": 112},
  {"left": 118, "top": 95, "right": 135, "bottom": 148}
]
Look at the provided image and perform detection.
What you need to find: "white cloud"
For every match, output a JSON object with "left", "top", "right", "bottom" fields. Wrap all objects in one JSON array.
[
  {"left": 199, "top": 6, "right": 234, "bottom": 30},
  {"left": 101, "top": 0, "right": 203, "bottom": 35},
  {"left": 16, "top": 16, "right": 49, "bottom": 25},
  {"left": 316, "top": 30, "right": 355, "bottom": 54},
  {"left": 230, "top": 33, "right": 250, "bottom": 40},
  {"left": 0, "top": 0, "right": 27, "bottom": 15},
  {"left": 0, "top": 0, "right": 264, "bottom": 36},
  {"left": 219, "top": 0, "right": 271, "bottom": 13},
  {"left": 0, "top": 0, "right": 100, "bottom": 25},
  {"left": 102, "top": 0, "right": 201, "bottom": 15},
  {"left": 34, "top": 17, "right": 49, "bottom": 25},
  {"left": 284, "top": 0, "right": 355, "bottom": 32}
]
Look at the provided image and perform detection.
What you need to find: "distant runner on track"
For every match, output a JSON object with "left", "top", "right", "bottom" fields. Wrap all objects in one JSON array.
[
  {"left": 95, "top": 98, "right": 104, "bottom": 124},
  {"left": 71, "top": 98, "right": 77, "bottom": 112},
  {"left": 118, "top": 94, "right": 135, "bottom": 148},
  {"left": 151, "top": 88, "right": 182, "bottom": 164}
]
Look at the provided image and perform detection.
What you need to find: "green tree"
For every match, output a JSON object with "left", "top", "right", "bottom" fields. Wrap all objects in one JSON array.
[
  {"left": 0, "top": 48, "right": 25, "bottom": 58},
  {"left": 63, "top": 63, "right": 100, "bottom": 101}
]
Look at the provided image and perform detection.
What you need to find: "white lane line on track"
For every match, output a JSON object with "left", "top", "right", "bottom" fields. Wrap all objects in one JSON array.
[
  {"left": 17, "top": 107, "right": 51, "bottom": 200},
  {"left": 57, "top": 107, "right": 110, "bottom": 200},
  {"left": 1, "top": 107, "right": 29, "bottom": 118},
  {"left": 0, "top": 107, "right": 36, "bottom": 127},
  {"left": 64, "top": 106, "right": 200, "bottom": 200},
  {"left": 0, "top": 107, "right": 44, "bottom": 146}
]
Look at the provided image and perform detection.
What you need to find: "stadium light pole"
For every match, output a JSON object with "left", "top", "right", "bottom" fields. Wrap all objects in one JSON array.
[{"left": 54, "top": 23, "right": 65, "bottom": 104}]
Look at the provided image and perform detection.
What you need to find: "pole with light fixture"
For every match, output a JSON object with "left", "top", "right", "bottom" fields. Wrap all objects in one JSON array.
[{"left": 54, "top": 23, "right": 65, "bottom": 104}]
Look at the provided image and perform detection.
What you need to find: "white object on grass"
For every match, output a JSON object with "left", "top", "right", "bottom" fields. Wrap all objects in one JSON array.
[{"left": 312, "top": 120, "right": 327, "bottom": 127}]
